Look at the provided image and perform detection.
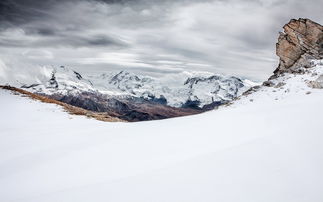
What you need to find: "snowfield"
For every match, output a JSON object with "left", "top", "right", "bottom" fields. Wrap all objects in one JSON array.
[{"left": 1, "top": 62, "right": 323, "bottom": 202}]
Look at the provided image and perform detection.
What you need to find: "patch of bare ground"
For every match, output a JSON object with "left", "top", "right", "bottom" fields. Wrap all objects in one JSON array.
[{"left": 0, "top": 85, "right": 123, "bottom": 122}]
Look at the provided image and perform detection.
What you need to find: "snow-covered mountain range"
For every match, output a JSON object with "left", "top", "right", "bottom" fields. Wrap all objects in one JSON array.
[
  {"left": 91, "top": 70, "right": 254, "bottom": 108},
  {"left": 0, "top": 64, "right": 254, "bottom": 121},
  {"left": 2, "top": 65, "right": 252, "bottom": 108}
]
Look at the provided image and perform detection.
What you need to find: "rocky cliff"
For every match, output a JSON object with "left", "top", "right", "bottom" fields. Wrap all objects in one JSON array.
[{"left": 275, "top": 18, "right": 323, "bottom": 75}]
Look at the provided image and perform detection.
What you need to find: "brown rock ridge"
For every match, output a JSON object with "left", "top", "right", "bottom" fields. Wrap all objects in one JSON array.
[
  {"left": 274, "top": 18, "right": 323, "bottom": 75},
  {"left": 0, "top": 85, "right": 123, "bottom": 122}
]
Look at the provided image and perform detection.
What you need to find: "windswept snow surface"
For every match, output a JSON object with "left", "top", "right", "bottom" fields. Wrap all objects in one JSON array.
[{"left": 1, "top": 61, "right": 323, "bottom": 202}]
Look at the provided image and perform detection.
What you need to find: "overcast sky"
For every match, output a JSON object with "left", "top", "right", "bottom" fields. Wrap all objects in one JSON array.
[{"left": 0, "top": 0, "right": 322, "bottom": 81}]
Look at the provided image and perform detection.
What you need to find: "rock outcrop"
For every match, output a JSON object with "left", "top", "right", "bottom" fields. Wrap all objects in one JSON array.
[{"left": 274, "top": 18, "right": 323, "bottom": 75}]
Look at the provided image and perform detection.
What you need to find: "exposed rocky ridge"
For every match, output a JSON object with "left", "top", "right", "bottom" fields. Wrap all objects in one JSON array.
[
  {"left": 0, "top": 85, "right": 122, "bottom": 122},
  {"left": 274, "top": 18, "right": 323, "bottom": 75}
]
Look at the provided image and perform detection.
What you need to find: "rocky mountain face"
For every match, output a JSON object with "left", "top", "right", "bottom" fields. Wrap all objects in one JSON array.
[
  {"left": 258, "top": 18, "right": 323, "bottom": 92},
  {"left": 275, "top": 18, "right": 323, "bottom": 75}
]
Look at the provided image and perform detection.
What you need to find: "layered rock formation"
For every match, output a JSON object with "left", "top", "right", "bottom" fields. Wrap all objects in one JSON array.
[{"left": 275, "top": 18, "right": 323, "bottom": 75}]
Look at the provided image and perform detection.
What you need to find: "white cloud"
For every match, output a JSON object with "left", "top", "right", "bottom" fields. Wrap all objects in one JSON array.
[{"left": 22, "top": 50, "right": 54, "bottom": 59}]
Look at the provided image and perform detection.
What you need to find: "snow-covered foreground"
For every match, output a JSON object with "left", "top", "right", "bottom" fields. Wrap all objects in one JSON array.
[{"left": 1, "top": 65, "right": 323, "bottom": 201}]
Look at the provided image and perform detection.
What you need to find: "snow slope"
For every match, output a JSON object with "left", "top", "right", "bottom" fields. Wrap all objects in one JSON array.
[{"left": 0, "top": 61, "right": 323, "bottom": 202}]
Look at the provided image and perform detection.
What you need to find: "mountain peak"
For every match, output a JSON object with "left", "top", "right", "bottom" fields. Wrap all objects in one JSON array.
[{"left": 110, "top": 70, "right": 141, "bottom": 84}]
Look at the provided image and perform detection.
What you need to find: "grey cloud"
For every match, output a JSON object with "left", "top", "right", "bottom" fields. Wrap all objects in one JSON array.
[
  {"left": 86, "top": 35, "right": 124, "bottom": 47},
  {"left": 25, "top": 27, "right": 57, "bottom": 36},
  {"left": 37, "top": 34, "right": 128, "bottom": 48},
  {"left": 0, "top": 33, "right": 128, "bottom": 48},
  {"left": 0, "top": 0, "right": 55, "bottom": 26},
  {"left": 0, "top": 0, "right": 129, "bottom": 28}
]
